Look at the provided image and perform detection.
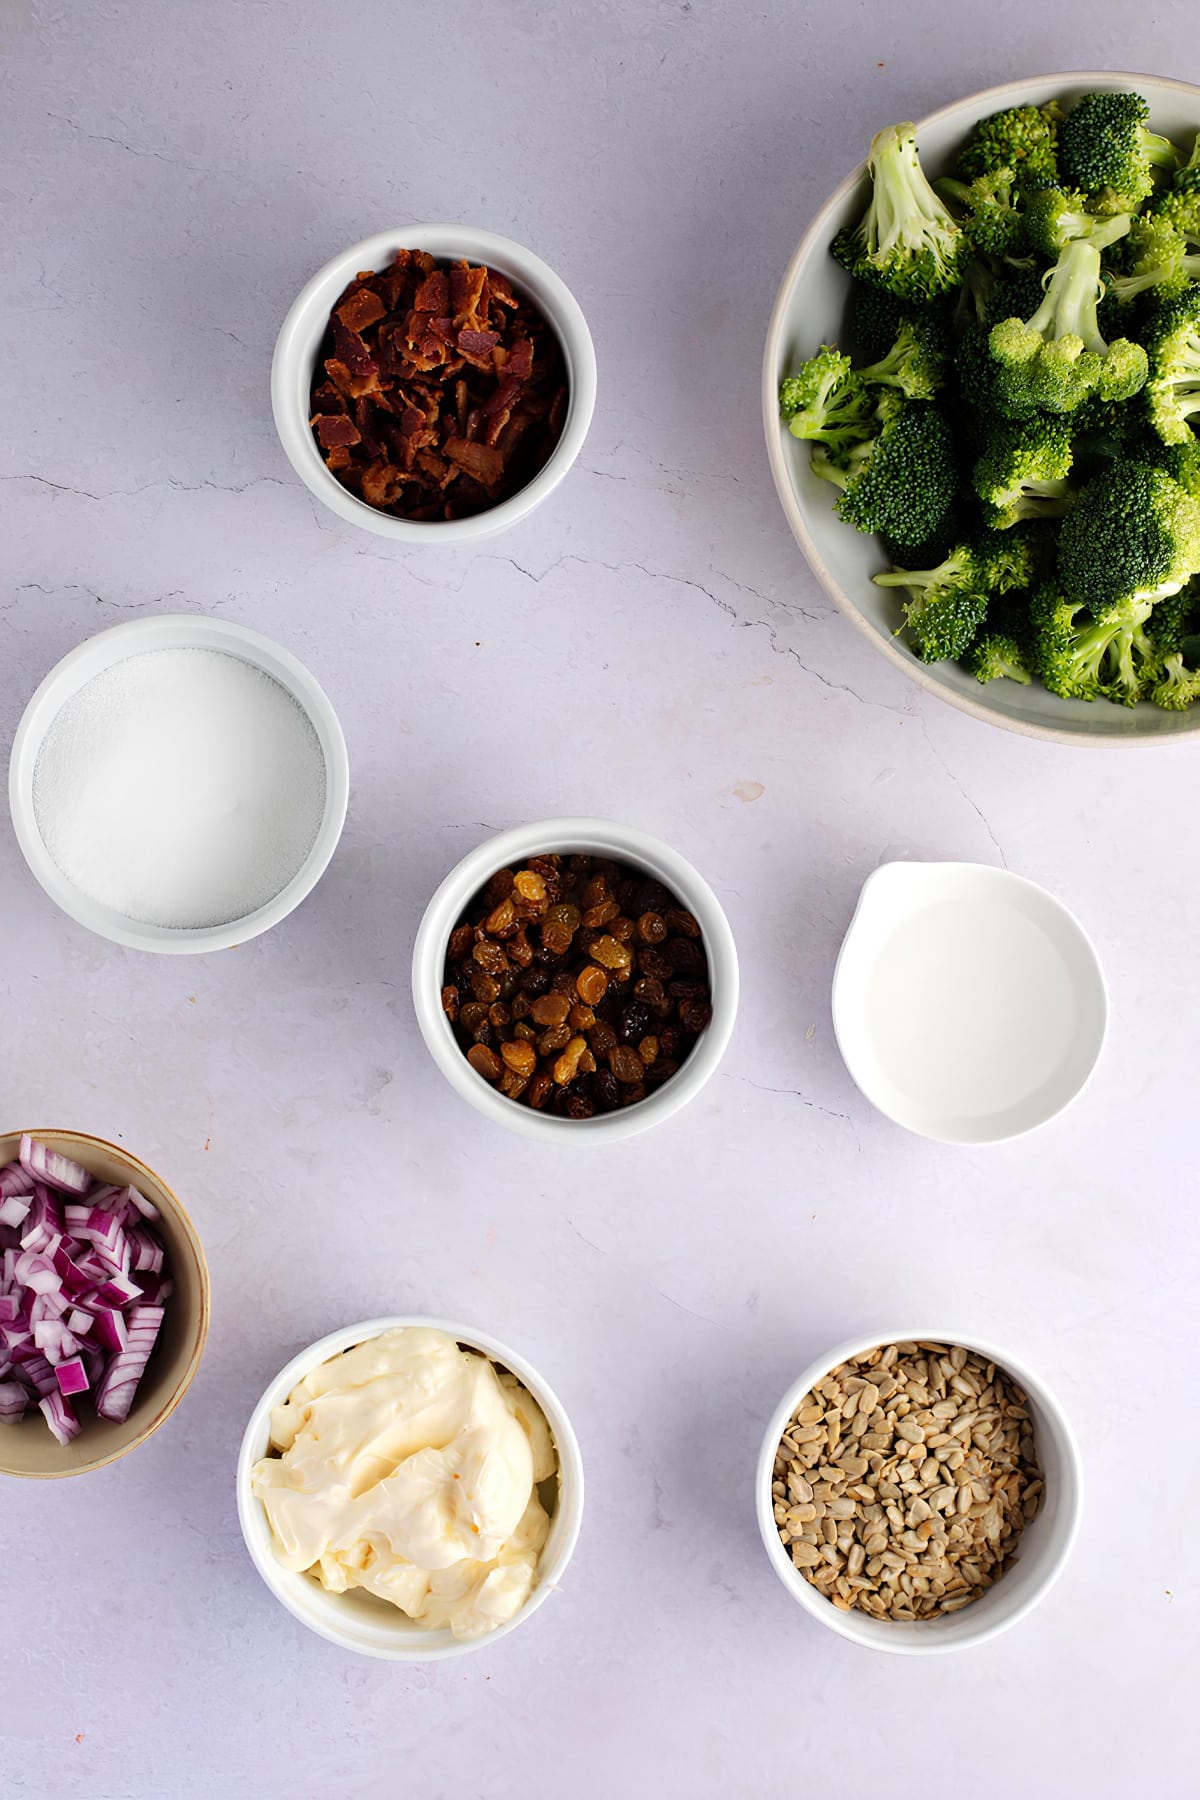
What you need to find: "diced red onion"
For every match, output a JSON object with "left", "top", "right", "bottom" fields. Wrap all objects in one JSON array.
[
  {"left": 91, "top": 1305, "right": 129, "bottom": 1354},
  {"left": 54, "top": 1355, "right": 89, "bottom": 1397},
  {"left": 0, "top": 1195, "right": 31, "bottom": 1228},
  {"left": 0, "top": 1164, "right": 35, "bottom": 1200},
  {"left": 91, "top": 1271, "right": 142, "bottom": 1309},
  {"left": 66, "top": 1307, "right": 93, "bottom": 1336},
  {"left": 22, "top": 1354, "right": 58, "bottom": 1397},
  {"left": 0, "top": 1295, "right": 18, "bottom": 1327},
  {"left": 95, "top": 1304, "right": 164, "bottom": 1423},
  {"left": 39, "top": 1389, "right": 80, "bottom": 1444},
  {"left": 18, "top": 1136, "right": 93, "bottom": 1196},
  {"left": 0, "top": 1380, "right": 28, "bottom": 1421}
]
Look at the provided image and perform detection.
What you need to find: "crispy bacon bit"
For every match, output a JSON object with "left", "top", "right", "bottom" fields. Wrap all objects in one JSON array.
[
  {"left": 336, "top": 287, "right": 386, "bottom": 334},
  {"left": 315, "top": 414, "right": 362, "bottom": 449},
  {"left": 413, "top": 270, "right": 450, "bottom": 313},
  {"left": 445, "top": 437, "right": 504, "bottom": 487},
  {"left": 308, "top": 249, "right": 568, "bottom": 521},
  {"left": 458, "top": 327, "right": 500, "bottom": 357}
]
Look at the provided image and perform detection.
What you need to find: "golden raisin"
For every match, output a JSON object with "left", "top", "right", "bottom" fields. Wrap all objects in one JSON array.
[
  {"left": 577, "top": 1048, "right": 597, "bottom": 1075},
  {"left": 638, "top": 1035, "right": 659, "bottom": 1066},
  {"left": 591, "top": 935, "right": 631, "bottom": 971},
  {"left": 552, "top": 1035, "right": 588, "bottom": 1084},
  {"left": 506, "top": 927, "right": 534, "bottom": 967},
  {"left": 440, "top": 984, "right": 459, "bottom": 1021},
  {"left": 448, "top": 923, "right": 474, "bottom": 960},
  {"left": 582, "top": 898, "right": 619, "bottom": 928},
  {"left": 576, "top": 964, "right": 608, "bottom": 1006},
  {"left": 467, "top": 1043, "right": 503, "bottom": 1082},
  {"left": 531, "top": 993, "right": 571, "bottom": 1027},
  {"left": 485, "top": 898, "right": 516, "bottom": 936},
  {"left": 539, "top": 1023, "right": 572, "bottom": 1056},
  {"left": 512, "top": 1020, "right": 538, "bottom": 1043},
  {"left": 501, "top": 1039, "right": 537, "bottom": 1078},
  {"left": 499, "top": 1069, "right": 529, "bottom": 1101},
  {"left": 470, "top": 972, "right": 501, "bottom": 1004},
  {"left": 472, "top": 939, "right": 507, "bottom": 974},
  {"left": 541, "top": 920, "right": 573, "bottom": 957},
  {"left": 513, "top": 869, "right": 548, "bottom": 905},
  {"left": 637, "top": 912, "right": 667, "bottom": 944},
  {"left": 568, "top": 1002, "right": 596, "bottom": 1031},
  {"left": 488, "top": 1002, "right": 510, "bottom": 1029}
]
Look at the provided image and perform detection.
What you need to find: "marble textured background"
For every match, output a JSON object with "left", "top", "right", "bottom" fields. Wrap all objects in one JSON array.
[{"left": 1, "top": 3, "right": 1195, "bottom": 1795}]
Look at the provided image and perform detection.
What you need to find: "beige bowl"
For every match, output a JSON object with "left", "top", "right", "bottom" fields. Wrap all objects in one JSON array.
[
  {"left": 763, "top": 70, "right": 1200, "bottom": 746},
  {"left": 0, "top": 1130, "right": 210, "bottom": 1478}
]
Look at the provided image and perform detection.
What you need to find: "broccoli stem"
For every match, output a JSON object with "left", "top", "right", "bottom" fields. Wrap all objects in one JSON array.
[
  {"left": 868, "top": 125, "right": 960, "bottom": 257},
  {"left": 1027, "top": 238, "right": 1107, "bottom": 351},
  {"left": 1143, "top": 128, "right": 1179, "bottom": 169}
]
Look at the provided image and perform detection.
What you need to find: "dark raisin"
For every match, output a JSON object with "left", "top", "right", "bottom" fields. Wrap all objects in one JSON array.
[
  {"left": 588, "top": 1019, "right": 618, "bottom": 1056},
  {"left": 592, "top": 1068, "right": 621, "bottom": 1111},
  {"left": 618, "top": 1080, "right": 646, "bottom": 1106},
  {"left": 664, "top": 908, "right": 700, "bottom": 938},
  {"left": 609, "top": 1044, "right": 645, "bottom": 1084},
  {"left": 679, "top": 998, "right": 713, "bottom": 1033},
  {"left": 449, "top": 923, "right": 474, "bottom": 961},
  {"left": 511, "top": 992, "right": 532, "bottom": 1021},
  {"left": 667, "top": 937, "right": 705, "bottom": 976},
  {"left": 521, "top": 967, "right": 551, "bottom": 996},
  {"left": 618, "top": 1001, "right": 651, "bottom": 1043},
  {"left": 638, "top": 947, "right": 675, "bottom": 981},
  {"left": 563, "top": 1090, "right": 595, "bottom": 1120}
]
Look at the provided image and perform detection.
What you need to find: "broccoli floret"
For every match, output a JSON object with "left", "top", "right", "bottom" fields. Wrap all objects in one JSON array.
[
  {"left": 1150, "top": 649, "right": 1200, "bottom": 708},
  {"left": 1021, "top": 185, "right": 1132, "bottom": 257},
  {"left": 1107, "top": 216, "right": 1200, "bottom": 305},
  {"left": 873, "top": 529, "right": 1037, "bottom": 662},
  {"left": 779, "top": 345, "right": 877, "bottom": 457},
  {"left": 1144, "top": 286, "right": 1200, "bottom": 444},
  {"left": 811, "top": 397, "right": 957, "bottom": 553},
  {"left": 965, "top": 631, "right": 1034, "bottom": 684},
  {"left": 858, "top": 312, "right": 948, "bottom": 398},
  {"left": 1028, "top": 577, "right": 1159, "bottom": 704},
  {"left": 1151, "top": 134, "right": 1200, "bottom": 243},
  {"left": 1057, "top": 460, "right": 1200, "bottom": 612},
  {"left": 1059, "top": 91, "right": 1179, "bottom": 214},
  {"left": 973, "top": 413, "right": 1075, "bottom": 527},
  {"left": 988, "top": 238, "right": 1149, "bottom": 415},
  {"left": 1150, "top": 437, "right": 1200, "bottom": 499},
  {"left": 957, "top": 103, "right": 1062, "bottom": 188},
  {"left": 937, "top": 168, "right": 1023, "bottom": 258},
  {"left": 833, "top": 123, "right": 967, "bottom": 302}
]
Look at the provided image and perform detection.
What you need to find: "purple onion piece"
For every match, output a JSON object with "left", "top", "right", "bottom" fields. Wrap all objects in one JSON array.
[
  {"left": 18, "top": 1137, "right": 93, "bottom": 1197},
  {"left": 38, "top": 1389, "right": 80, "bottom": 1444}
]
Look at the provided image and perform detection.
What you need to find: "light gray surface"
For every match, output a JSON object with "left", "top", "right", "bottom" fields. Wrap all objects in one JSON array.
[{"left": 0, "top": 4, "right": 1194, "bottom": 1796}]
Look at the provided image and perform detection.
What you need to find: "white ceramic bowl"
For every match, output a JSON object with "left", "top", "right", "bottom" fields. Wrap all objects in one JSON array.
[
  {"left": 237, "top": 1315, "right": 584, "bottom": 1660},
  {"left": 411, "top": 818, "right": 739, "bottom": 1143},
  {"left": 272, "top": 224, "right": 597, "bottom": 543},
  {"left": 756, "top": 1329, "right": 1083, "bottom": 1654},
  {"left": 831, "top": 861, "right": 1108, "bottom": 1144},
  {"left": 763, "top": 70, "right": 1200, "bottom": 746},
  {"left": 9, "top": 614, "right": 349, "bottom": 954}
]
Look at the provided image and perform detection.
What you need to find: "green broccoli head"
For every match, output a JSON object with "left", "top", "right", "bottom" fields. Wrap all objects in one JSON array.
[
  {"left": 957, "top": 103, "right": 1062, "bottom": 188},
  {"left": 965, "top": 631, "right": 1034, "bottom": 685},
  {"left": 1059, "top": 91, "right": 1179, "bottom": 213},
  {"left": 1057, "top": 460, "right": 1200, "bottom": 612},
  {"left": 1030, "top": 582, "right": 1159, "bottom": 705},
  {"left": 973, "top": 413, "right": 1075, "bottom": 528},
  {"left": 1151, "top": 649, "right": 1200, "bottom": 709},
  {"left": 858, "top": 310, "right": 949, "bottom": 398},
  {"left": 832, "top": 123, "right": 967, "bottom": 302},
  {"left": 1150, "top": 134, "right": 1200, "bottom": 243},
  {"left": 872, "top": 528, "right": 1035, "bottom": 663},
  {"left": 987, "top": 238, "right": 1149, "bottom": 415},
  {"left": 779, "top": 345, "right": 876, "bottom": 457},
  {"left": 1148, "top": 436, "right": 1200, "bottom": 499},
  {"left": 812, "top": 397, "right": 958, "bottom": 553},
  {"left": 1107, "top": 215, "right": 1200, "bottom": 305},
  {"left": 1144, "top": 285, "right": 1200, "bottom": 445},
  {"left": 937, "top": 168, "right": 1023, "bottom": 258},
  {"left": 1021, "top": 185, "right": 1132, "bottom": 258}
]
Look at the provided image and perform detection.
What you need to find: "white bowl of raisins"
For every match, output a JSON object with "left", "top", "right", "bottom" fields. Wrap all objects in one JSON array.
[{"left": 412, "top": 819, "right": 739, "bottom": 1142}]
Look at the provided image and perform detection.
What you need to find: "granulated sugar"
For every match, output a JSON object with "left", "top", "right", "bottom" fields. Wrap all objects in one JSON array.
[{"left": 33, "top": 648, "right": 327, "bottom": 929}]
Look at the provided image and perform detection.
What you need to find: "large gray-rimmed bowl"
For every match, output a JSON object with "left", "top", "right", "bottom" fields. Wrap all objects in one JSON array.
[{"left": 763, "top": 71, "right": 1200, "bottom": 746}]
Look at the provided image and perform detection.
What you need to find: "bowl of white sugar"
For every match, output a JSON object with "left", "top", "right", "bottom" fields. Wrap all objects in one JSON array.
[{"left": 9, "top": 616, "right": 349, "bottom": 953}]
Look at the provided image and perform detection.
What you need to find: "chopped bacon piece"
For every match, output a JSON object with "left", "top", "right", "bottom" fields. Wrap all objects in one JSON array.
[
  {"left": 458, "top": 328, "right": 500, "bottom": 357},
  {"left": 315, "top": 414, "right": 362, "bottom": 448},
  {"left": 445, "top": 437, "right": 504, "bottom": 487},
  {"left": 413, "top": 270, "right": 450, "bottom": 313},
  {"left": 361, "top": 463, "right": 408, "bottom": 506},
  {"left": 336, "top": 287, "right": 386, "bottom": 334},
  {"left": 507, "top": 338, "right": 534, "bottom": 381}
]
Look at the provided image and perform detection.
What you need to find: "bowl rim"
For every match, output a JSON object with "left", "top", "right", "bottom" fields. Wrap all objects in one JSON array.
[
  {"left": 0, "top": 1127, "right": 211, "bottom": 1479},
  {"left": 235, "top": 1313, "right": 585, "bottom": 1660},
  {"left": 755, "top": 1326, "right": 1084, "bottom": 1654},
  {"left": 410, "top": 817, "right": 740, "bottom": 1144},
  {"left": 762, "top": 68, "right": 1200, "bottom": 748},
  {"left": 271, "top": 223, "right": 598, "bottom": 544},
  {"left": 8, "top": 613, "right": 350, "bottom": 954},
  {"left": 829, "top": 860, "right": 1109, "bottom": 1144}
]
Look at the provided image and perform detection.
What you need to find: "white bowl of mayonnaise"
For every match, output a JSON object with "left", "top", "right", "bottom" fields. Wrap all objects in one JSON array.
[{"left": 236, "top": 1316, "right": 584, "bottom": 1659}]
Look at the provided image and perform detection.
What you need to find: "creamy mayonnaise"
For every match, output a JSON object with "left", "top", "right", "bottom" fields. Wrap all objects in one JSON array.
[{"left": 251, "top": 1327, "right": 557, "bottom": 1639}]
